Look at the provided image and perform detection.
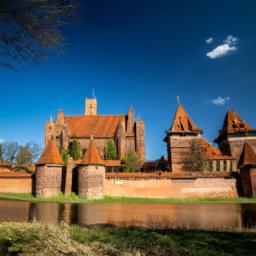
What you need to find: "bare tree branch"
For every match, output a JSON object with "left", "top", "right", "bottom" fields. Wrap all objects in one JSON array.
[{"left": 0, "top": 0, "right": 79, "bottom": 70}]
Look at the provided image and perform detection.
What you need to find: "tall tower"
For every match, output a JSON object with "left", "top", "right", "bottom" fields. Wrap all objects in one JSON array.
[
  {"left": 85, "top": 98, "right": 97, "bottom": 115},
  {"left": 164, "top": 102, "right": 203, "bottom": 172},
  {"left": 214, "top": 110, "right": 256, "bottom": 161}
]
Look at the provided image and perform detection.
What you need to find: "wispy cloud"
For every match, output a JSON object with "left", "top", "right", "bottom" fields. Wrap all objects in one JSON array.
[
  {"left": 210, "top": 96, "right": 230, "bottom": 106},
  {"left": 0, "top": 138, "right": 4, "bottom": 143},
  {"left": 205, "top": 37, "right": 213, "bottom": 44},
  {"left": 206, "top": 35, "right": 239, "bottom": 59}
]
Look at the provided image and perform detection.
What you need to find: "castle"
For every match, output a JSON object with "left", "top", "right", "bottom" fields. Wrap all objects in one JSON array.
[
  {"left": 45, "top": 97, "right": 145, "bottom": 162},
  {"left": 164, "top": 102, "right": 256, "bottom": 172},
  {"left": 28, "top": 98, "right": 256, "bottom": 199}
]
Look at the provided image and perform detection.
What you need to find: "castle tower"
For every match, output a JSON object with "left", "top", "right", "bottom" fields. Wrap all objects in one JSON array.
[
  {"left": 44, "top": 117, "right": 55, "bottom": 145},
  {"left": 214, "top": 110, "right": 256, "bottom": 161},
  {"left": 85, "top": 98, "right": 97, "bottom": 115},
  {"left": 238, "top": 143, "right": 256, "bottom": 198},
  {"left": 164, "top": 102, "right": 203, "bottom": 172},
  {"left": 136, "top": 119, "right": 145, "bottom": 161},
  {"left": 117, "top": 121, "right": 126, "bottom": 159},
  {"left": 127, "top": 108, "right": 134, "bottom": 134},
  {"left": 35, "top": 141, "right": 63, "bottom": 196},
  {"left": 78, "top": 137, "right": 105, "bottom": 199}
]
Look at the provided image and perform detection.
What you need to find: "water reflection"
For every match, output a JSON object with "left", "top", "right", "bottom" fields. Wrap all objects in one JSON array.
[{"left": 0, "top": 200, "right": 255, "bottom": 232}]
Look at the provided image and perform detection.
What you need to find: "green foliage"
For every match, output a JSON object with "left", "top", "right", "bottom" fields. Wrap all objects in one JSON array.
[
  {"left": 189, "top": 140, "right": 210, "bottom": 172},
  {"left": 122, "top": 151, "right": 143, "bottom": 172},
  {"left": 61, "top": 150, "right": 68, "bottom": 166},
  {"left": 0, "top": 193, "right": 256, "bottom": 204},
  {"left": 104, "top": 140, "right": 117, "bottom": 160},
  {"left": 68, "top": 139, "right": 82, "bottom": 160}
]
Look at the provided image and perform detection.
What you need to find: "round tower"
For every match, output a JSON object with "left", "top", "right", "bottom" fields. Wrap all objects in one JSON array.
[
  {"left": 78, "top": 137, "right": 105, "bottom": 199},
  {"left": 35, "top": 140, "right": 64, "bottom": 196}
]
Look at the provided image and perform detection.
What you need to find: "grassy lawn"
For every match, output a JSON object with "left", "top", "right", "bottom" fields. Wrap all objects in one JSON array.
[
  {"left": 0, "top": 222, "right": 255, "bottom": 255},
  {"left": 0, "top": 192, "right": 256, "bottom": 204}
]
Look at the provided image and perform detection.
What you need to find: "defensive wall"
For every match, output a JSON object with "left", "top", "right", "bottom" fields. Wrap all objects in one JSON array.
[{"left": 105, "top": 172, "right": 239, "bottom": 199}]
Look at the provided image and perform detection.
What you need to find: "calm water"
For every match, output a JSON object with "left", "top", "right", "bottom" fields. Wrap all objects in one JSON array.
[{"left": 0, "top": 200, "right": 256, "bottom": 232}]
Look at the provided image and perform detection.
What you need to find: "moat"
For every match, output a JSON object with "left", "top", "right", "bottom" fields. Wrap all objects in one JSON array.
[{"left": 0, "top": 200, "right": 256, "bottom": 232}]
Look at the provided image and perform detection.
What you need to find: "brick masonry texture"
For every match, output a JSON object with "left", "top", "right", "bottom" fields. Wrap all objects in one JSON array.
[
  {"left": 105, "top": 176, "right": 238, "bottom": 198},
  {"left": 0, "top": 177, "right": 32, "bottom": 193},
  {"left": 78, "top": 165, "right": 105, "bottom": 199},
  {"left": 35, "top": 165, "right": 63, "bottom": 196}
]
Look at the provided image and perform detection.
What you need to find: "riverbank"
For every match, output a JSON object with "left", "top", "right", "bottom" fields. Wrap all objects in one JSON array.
[
  {"left": 0, "top": 222, "right": 255, "bottom": 255},
  {"left": 0, "top": 192, "right": 256, "bottom": 204}
]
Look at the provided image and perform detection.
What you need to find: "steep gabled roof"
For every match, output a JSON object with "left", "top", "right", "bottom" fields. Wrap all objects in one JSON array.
[
  {"left": 200, "top": 138, "right": 235, "bottom": 160},
  {"left": 215, "top": 110, "right": 256, "bottom": 143},
  {"left": 37, "top": 140, "right": 63, "bottom": 165},
  {"left": 80, "top": 138, "right": 105, "bottom": 166},
  {"left": 238, "top": 143, "right": 256, "bottom": 169},
  {"left": 167, "top": 104, "right": 202, "bottom": 134},
  {"left": 65, "top": 115, "right": 126, "bottom": 138}
]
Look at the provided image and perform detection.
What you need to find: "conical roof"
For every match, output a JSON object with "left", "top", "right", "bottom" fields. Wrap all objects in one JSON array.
[
  {"left": 167, "top": 104, "right": 202, "bottom": 134},
  {"left": 80, "top": 138, "right": 105, "bottom": 165},
  {"left": 238, "top": 143, "right": 256, "bottom": 169},
  {"left": 215, "top": 110, "right": 255, "bottom": 143},
  {"left": 37, "top": 140, "right": 63, "bottom": 165}
]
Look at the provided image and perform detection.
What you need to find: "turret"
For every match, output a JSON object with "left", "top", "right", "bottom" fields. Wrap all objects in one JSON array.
[
  {"left": 35, "top": 141, "right": 63, "bottom": 196},
  {"left": 214, "top": 110, "right": 256, "bottom": 160},
  {"left": 164, "top": 102, "right": 203, "bottom": 171},
  {"left": 127, "top": 108, "right": 134, "bottom": 134},
  {"left": 44, "top": 117, "right": 56, "bottom": 145},
  {"left": 78, "top": 137, "right": 105, "bottom": 199}
]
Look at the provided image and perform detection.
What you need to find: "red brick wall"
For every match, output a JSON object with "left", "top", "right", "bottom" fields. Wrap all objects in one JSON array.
[
  {"left": 105, "top": 176, "right": 238, "bottom": 198},
  {"left": 0, "top": 177, "right": 32, "bottom": 193}
]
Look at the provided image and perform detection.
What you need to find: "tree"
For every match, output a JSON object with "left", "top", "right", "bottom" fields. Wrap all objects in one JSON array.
[
  {"left": 189, "top": 139, "right": 210, "bottom": 172},
  {"left": 16, "top": 142, "right": 41, "bottom": 166},
  {"left": 68, "top": 139, "right": 81, "bottom": 160},
  {"left": 104, "top": 139, "right": 117, "bottom": 160},
  {"left": 2, "top": 141, "right": 19, "bottom": 165},
  {"left": 61, "top": 149, "right": 68, "bottom": 166},
  {"left": 0, "top": 0, "right": 79, "bottom": 70},
  {"left": 122, "top": 151, "right": 143, "bottom": 172},
  {"left": 0, "top": 143, "right": 4, "bottom": 161}
]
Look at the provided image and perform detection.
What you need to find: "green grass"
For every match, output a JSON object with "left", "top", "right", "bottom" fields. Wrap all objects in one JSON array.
[
  {"left": 0, "top": 222, "right": 255, "bottom": 255},
  {"left": 0, "top": 192, "right": 256, "bottom": 204}
]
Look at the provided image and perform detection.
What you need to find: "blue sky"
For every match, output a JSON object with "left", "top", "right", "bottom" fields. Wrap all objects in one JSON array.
[{"left": 0, "top": 0, "right": 256, "bottom": 159}]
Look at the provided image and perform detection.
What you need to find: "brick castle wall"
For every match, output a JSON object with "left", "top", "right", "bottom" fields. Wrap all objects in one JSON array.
[
  {"left": 0, "top": 177, "right": 32, "bottom": 193},
  {"left": 105, "top": 175, "right": 238, "bottom": 198}
]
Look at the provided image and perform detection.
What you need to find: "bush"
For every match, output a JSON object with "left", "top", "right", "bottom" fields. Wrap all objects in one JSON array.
[
  {"left": 68, "top": 140, "right": 82, "bottom": 160},
  {"left": 104, "top": 140, "right": 117, "bottom": 160},
  {"left": 122, "top": 151, "right": 143, "bottom": 172}
]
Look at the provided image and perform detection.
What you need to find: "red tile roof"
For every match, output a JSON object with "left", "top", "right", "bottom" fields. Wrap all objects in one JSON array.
[
  {"left": 167, "top": 104, "right": 202, "bottom": 134},
  {"left": 104, "top": 160, "right": 121, "bottom": 167},
  {"left": 106, "top": 171, "right": 231, "bottom": 179},
  {"left": 215, "top": 110, "right": 256, "bottom": 142},
  {"left": 65, "top": 115, "right": 126, "bottom": 138},
  {"left": 80, "top": 138, "right": 105, "bottom": 165},
  {"left": 0, "top": 161, "right": 11, "bottom": 167},
  {"left": 0, "top": 169, "right": 32, "bottom": 178},
  {"left": 238, "top": 143, "right": 256, "bottom": 169},
  {"left": 37, "top": 141, "right": 63, "bottom": 165},
  {"left": 200, "top": 138, "right": 235, "bottom": 160}
]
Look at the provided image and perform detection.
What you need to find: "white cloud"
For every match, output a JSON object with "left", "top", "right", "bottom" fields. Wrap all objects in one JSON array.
[
  {"left": 206, "top": 35, "right": 239, "bottom": 59},
  {"left": 0, "top": 138, "right": 4, "bottom": 143},
  {"left": 210, "top": 96, "right": 230, "bottom": 106},
  {"left": 205, "top": 37, "right": 214, "bottom": 44}
]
